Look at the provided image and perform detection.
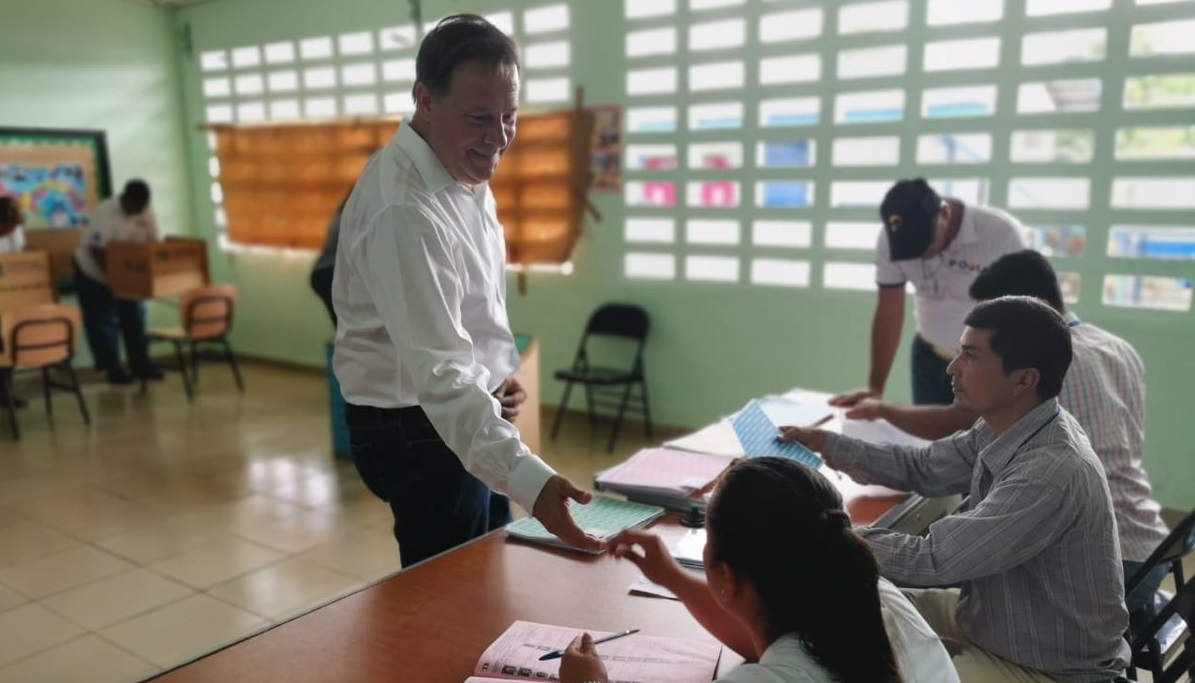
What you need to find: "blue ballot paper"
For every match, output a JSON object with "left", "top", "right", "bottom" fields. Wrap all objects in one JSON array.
[{"left": 731, "top": 400, "right": 823, "bottom": 469}]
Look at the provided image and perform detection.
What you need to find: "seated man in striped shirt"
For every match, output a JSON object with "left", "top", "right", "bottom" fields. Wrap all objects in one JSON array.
[
  {"left": 841, "top": 249, "right": 1170, "bottom": 613},
  {"left": 781, "top": 296, "right": 1129, "bottom": 683}
]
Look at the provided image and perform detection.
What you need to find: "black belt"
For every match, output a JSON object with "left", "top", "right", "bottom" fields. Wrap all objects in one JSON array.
[{"left": 344, "top": 403, "right": 428, "bottom": 428}]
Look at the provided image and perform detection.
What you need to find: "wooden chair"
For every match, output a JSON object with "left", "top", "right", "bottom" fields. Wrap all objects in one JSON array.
[
  {"left": 142, "top": 284, "right": 244, "bottom": 401},
  {"left": 0, "top": 304, "right": 90, "bottom": 439}
]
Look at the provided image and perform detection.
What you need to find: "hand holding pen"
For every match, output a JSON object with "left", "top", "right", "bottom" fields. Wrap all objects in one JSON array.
[{"left": 541, "top": 628, "right": 639, "bottom": 661}]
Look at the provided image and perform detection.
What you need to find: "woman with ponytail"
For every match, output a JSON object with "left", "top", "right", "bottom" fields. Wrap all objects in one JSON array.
[{"left": 560, "top": 457, "right": 957, "bottom": 683}]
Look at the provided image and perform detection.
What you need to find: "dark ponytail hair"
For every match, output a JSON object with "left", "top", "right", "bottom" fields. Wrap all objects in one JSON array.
[{"left": 706, "top": 457, "right": 903, "bottom": 683}]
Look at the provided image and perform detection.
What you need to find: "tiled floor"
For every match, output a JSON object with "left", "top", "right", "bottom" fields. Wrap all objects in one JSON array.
[{"left": 0, "top": 361, "right": 667, "bottom": 682}]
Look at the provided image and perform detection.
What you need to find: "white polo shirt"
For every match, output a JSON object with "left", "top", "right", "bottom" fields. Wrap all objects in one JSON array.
[
  {"left": 875, "top": 204, "right": 1026, "bottom": 350},
  {"left": 332, "top": 123, "right": 554, "bottom": 514},
  {"left": 74, "top": 198, "right": 160, "bottom": 283},
  {"left": 0, "top": 225, "right": 25, "bottom": 254}
]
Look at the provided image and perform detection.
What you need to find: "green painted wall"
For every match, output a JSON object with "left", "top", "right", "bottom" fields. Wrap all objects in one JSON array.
[
  {"left": 169, "top": 0, "right": 415, "bottom": 368},
  {"left": 172, "top": 0, "right": 1193, "bottom": 510},
  {"left": 2, "top": 0, "right": 194, "bottom": 369}
]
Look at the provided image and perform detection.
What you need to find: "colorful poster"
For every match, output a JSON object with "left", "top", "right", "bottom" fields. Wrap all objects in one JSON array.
[
  {"left": 0, "top": 128, "right": 111, "bottom": 228},
  {"left": 587, "top": 104, "right": 622, "bottom": 193}
]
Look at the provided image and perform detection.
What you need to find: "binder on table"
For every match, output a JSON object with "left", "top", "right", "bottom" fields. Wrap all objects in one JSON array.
[
  {"left": 595, "top": 447, "right": 736, "bottom": 512},
  {"left": 505, "top": 496, "right": 664, "bottom": 553}
]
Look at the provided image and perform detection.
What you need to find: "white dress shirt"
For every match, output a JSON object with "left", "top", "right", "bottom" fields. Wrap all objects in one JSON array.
[
  {"left": 332, "top": 123, "right": 555, "bottom": 513},
  {"left": 74, "top": 198, "right": 160, "bottom": 283},
  {"left": 0, "top": 225, "right": 25, "bottom": 254},
  {"left": 875, "top": 204, "right": 1026, "bottom": 350}
]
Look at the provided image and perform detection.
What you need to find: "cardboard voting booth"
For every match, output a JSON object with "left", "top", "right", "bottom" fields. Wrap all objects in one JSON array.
[
  {"left": 23, "top": 228, "right": 85, "bottom": 288},
  {"left": 105, "top": 237, "right": 209, "bottom": 299}
]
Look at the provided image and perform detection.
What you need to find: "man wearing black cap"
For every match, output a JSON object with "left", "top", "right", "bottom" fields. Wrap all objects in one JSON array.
[{"left": 831, "top": 179, "right": 1025, "bottom": 408}]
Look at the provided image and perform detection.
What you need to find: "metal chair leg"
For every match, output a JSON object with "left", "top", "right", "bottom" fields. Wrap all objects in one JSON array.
[
  {"left": 64, "top": 363, "right": 90, "bottom": 426},
  {"left": 606, "top": 381, "right": 636, "bottom": 453},
  {"left": 174, "top": 341, "right": 194, "bottom": 401},
  {"left": 190, "top": 341, "right": 201, "bottom": 386},
  {"left": 42, "top": 367, "right": 53, "bottom": 416},
  {"left": 2, "top": 370, "right": 19, "bottom": 439},
  {"left": 639, "top": 378, "right": 653, "bottom": 440},
  {"left": 222, "top": 338, "right": 245, "bottom": 391},
  {"left": 549, "top": 380, "right": 574, "bottom": 439},
  {"left": 584, "top": 384, "right": 597, "bottom": 430}
]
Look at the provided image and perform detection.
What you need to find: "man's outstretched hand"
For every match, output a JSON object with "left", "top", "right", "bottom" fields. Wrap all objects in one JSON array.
[{"left": 532, "top": 475, "right": 606, "bottom": 553}]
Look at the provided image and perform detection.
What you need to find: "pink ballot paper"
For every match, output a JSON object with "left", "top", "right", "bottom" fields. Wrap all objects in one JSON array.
[{"left": 464, "top": 620, "right": 722, "bottom": 683}]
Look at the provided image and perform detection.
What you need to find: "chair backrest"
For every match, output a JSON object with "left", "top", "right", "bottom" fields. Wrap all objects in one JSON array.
[
  {"left": 585, "top": 303, "right": 649, "bottom": 341},
  {"left": 181, "top": 284, "right": 238, "bottom": 341},
  {"left": 1127, "top": 509, "right": 1195, "bottom": 683},
  {"left": 1, "top": 303, "right": 81, "bottom": 369},
  {"left": 1128, "top": 509, "right": 1195, "bottom": 595}
]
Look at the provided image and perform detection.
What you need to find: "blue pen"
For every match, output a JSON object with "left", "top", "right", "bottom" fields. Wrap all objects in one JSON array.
[{"left": 538, "top": 628, "right": 640, "bottom": 661}]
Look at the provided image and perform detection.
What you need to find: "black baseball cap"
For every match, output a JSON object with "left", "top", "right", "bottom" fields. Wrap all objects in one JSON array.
[{"left": 880, "top": 178, "right": 942, "bottom": 261}]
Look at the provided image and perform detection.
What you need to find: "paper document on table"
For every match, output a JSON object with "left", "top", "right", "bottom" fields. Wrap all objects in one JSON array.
[
  {"left": 731, "top": 401, "right": 823, "bottom": 468},
  {"left": 841, "top": 418, "right": 931, "bottom": 449},
  {"left": 469, "top": 620, "right": 722, "bottom": 683},
  {"left": 629, "top": 575, "right": 679, "bottom": 600},
  {"left": 505, "top": 496, "right": 663, "bottom": 553},
  {"left": 670, "top": 528, "right": 707, "bottom": 569},
  {"left": 755, "top": 395, "right": 834, "bottom": 429},
  {"left": 663, "top": 420, "right": 744, "bottom": 456},
  {"left": 597, "top": 448, "right": 735, "bottom": 492}
]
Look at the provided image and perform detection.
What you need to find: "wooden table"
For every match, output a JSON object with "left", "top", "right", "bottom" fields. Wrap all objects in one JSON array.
[{"left": 149, "top": 483, "right": 906, "bottom": 683}]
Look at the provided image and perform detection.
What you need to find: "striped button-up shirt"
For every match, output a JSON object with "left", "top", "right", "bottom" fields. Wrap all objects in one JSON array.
[
  {"left": 825, "top": 398, "right": 1130, "bottom": 683},
  {"left": 1062, "top": 316, "right": 1168, "bottom": 562}
]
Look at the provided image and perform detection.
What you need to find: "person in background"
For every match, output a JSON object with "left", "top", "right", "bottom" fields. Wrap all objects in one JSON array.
[
  {"left": 0, "top": 196, "right": 25, "bottom": 254},
  {"left": 781, "top": 296, "right": 1129, "bottom": 682},
  {"left": 831, "top": 179, "right": 1025, "bottom": 409},
  {"left": 561, "top": 457, "right": 959, "bottom": 683},
  {"left": 332, "top": 15, "right": 600, "bottom": 566},
  {"left": 309, "top": 196, "right": 346, "bottom": 327},
  {"left": 0, "top": 196, "right": 29, "bottom": 408},
  {"left": 842, "top": 249, "right": 1170, "bottom": 614},
  {"left": 73, "top": 179, "right": 163, "bottom": 385}
]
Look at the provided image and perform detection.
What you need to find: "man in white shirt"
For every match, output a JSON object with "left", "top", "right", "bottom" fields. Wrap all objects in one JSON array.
[
  {"left": 72, "top": 179, "right": 162, "bottom": 385},
  {"left": 332, "top": 15, "right": 601, "bottom": 566},
  {"left": 831, "top": 179, "right": 1025, "bottom": 409}
]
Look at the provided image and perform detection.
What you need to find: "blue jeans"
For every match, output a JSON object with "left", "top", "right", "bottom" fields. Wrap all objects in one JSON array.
[
  {"left": 346, "top": 404, "right": 511, "bottom": 567},
  {"left": 911, "top": 335, "right": 955, "bottom": 406},
  {"left": 73, "top": 258, "right": 151, "bottom": 376}
]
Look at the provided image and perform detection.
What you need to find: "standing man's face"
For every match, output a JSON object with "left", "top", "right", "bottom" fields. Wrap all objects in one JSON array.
[{"left": 413, "top": 61, "right": 519, "bottom": 187}]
